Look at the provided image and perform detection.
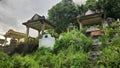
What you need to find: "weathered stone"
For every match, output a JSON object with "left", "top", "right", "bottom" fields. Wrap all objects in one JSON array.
[{"left": 89, "top": 51, "right": 100, "bottom": 63}]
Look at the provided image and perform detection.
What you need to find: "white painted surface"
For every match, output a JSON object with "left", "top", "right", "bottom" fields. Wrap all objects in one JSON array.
[
  {"left": 85, "top": 10, "right": 95, "bottom": 15},
  {"left": 39, "top": 34, "right": 55, "bottom": 48},
  {"left": 0, "top": 35, "right": 10, "bottom": 46}
]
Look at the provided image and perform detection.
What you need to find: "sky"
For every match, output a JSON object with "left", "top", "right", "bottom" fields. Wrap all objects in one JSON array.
[{"left": 0, "top": 0, "right": 86, "bottom": 37}]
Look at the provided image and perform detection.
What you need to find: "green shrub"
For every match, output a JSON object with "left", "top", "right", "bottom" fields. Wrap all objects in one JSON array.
[
  {"left": 0, "top": 28, "right": 120, "bottom": 68},
  {"left": 69, "top": 52, "right": 90, "bottom": 68},
  {"left": 30, "top": 47, "right": 55, "bottom": 67},
  {"left": 98, "top": 46, "right": 120, "bottom": 67},
  {"left": 12, "top": 54, "right": 25, "bottom": 68},
  {"left": 54, "top": 30, "right": 93, "bottom": 53},
  {"left": 22, "top": 56, "right": 39, "bottom": 68},
  {"left": 12, "top": 54, "right": 39, "bottom": 68},
  {"left": 0, "top": 52, "right": 13, "bottom": 68}
]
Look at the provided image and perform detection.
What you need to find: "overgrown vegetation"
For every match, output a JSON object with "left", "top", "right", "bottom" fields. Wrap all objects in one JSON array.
[
  {"left": 0, "top": 29, "right": 120, "bottom": 68},
  {"left": 48, "top": 0, "right": 120, "bottom": 34},
  {"left": 0, "top": 0, "right": 120, "bottom": 68},
  {"left": 48, "top": 0, "right": 79, "bottom": 33}
]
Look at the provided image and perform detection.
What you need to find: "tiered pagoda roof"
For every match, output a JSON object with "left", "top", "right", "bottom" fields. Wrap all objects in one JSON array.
[
  {"left": 23, "top": 14, "right": 55, "bottom": 31},
  {"left": 77, "top": 9, "right": 104, "bottom": 26}
]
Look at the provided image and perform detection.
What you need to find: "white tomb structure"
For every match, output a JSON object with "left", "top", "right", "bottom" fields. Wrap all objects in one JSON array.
[{"left": 39, "top": 34, "right": 55, "bottom": 48}]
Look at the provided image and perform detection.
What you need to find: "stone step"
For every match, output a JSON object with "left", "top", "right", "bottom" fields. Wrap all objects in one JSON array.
[
  {"left": 89, "top": 51, "right": 100, "bottom": 63},
  {"left": 92, "top": 45, "right": 101, "bottom": 51}
]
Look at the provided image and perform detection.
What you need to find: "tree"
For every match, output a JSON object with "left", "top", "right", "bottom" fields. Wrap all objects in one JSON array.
[
  {"left": 97, "top": 0, "right": 120, "bottom": 18},
  {"left": 86, "top": 0, "right": 120, "bottom": 19},
  {"left": 85, "top": 0, "right": 97, "bottom": 9},
  {"left": 48, "top": 0, "right": 79, "bottom": 33}
]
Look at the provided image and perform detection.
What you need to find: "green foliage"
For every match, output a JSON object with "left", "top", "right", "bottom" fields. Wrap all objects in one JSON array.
[
  {"left": 112, "top": 20, "right": 120, "bottom": 27},
  {"left": 0, "top": 0, "right": 120, "bottom": 67},
  {"left": 80, "top": 26, "right": 89, "bottom": 33},
  {"left": 45, "top": 29, "right": 59, "bottom": 38},
  {"left": 33, "top": 37, "right": 39, "bottom": 45},
  {"left": 98, "top": 0, "right": 120, "bottom": 18},
  {"left": 68, "top": 52, "right": 90, "bottom": 68},
  {"left": 24, "top": 37, "right": 39, "bottom": 45},
  {"left": 98, "top": 27, "right": 120, "bottom": 67},
  {"left": 86, "top": 0, "right": 120, "bottom": 18},
  {"left": 54, "top": 30, "right": 93, "bottom": 53},
  {"left": 99, "top": 35, "right": 108, "bottom": 48},
  {"left": 29, "top": 47, "right": 55, "bottom": 68},
  {"left": 0, "top": 52, "right": 13, "bottom": 68},
  {"left": 48, "top": 0, "right": 79, "bottom": 33},
  {"left": 11, "top": 54, "right": 24, "bottom": 68},
  {"left": 24, "top": 37, "right": 28, "bottom": 44},
  {"left": 0, "top": 28, "right": 120, "bottom": 68},
  {"left": 11, "top": 54, "right": 39, "bottom": 68},
  {"left": 104, "top": 28, "right": 115, "bottom": 38},
  {"left": 45, "top": 29, "right": 54, "bottom": 35},
  {"left": 98, "top": 46, "right": 120, "bottom": 67},
  {"left": 85, "top": 0, "right": 97, "bottom": 9},
  {"left": 22, "top": 56, "right": 39, "bottom": 68}
]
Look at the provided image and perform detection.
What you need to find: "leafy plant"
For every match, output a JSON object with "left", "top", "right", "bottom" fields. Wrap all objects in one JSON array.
[
  {"left": 0, "top": 52, "right": 13, "bottom": 68},
  {"left": 54, "top": 30, "right": 93, "bottom": 53}
]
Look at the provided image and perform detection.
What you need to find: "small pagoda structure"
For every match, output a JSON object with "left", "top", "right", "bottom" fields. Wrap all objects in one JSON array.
[
  {"left": 86, "top": 26, "right": 104, "bottom": 36},
  {"left": 86, "top": 26, "right": 103, "bottom": 63},
  {"left": 0, "top": 29, "right": 27, "bottom": 54},
  {"left": 77, "top": 9, "right": 106, "bottom": 29},
  {"left": 4, "top": 29, "right": 27, "bottom": 45},
  {"left": 22, "top": 14, "right": 55, "bottom": 38}
]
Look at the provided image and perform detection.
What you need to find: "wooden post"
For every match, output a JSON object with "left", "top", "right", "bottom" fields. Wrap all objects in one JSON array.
[
  {"left": 26, "top": 26, "right": 29, "bottom": 37},
  {"left": 3, "top": 37, "right": 7, "bottom": 46},
  {"left": 41, "top": 22, "right": 45, "bottom": 35},
  {"left": 80, "top": 23, "right": 83, "bottom": 29},
  {"left": 102, "top": 20, "right": 106, "bottom": 29},
  {"left": 26, "top": 26, "right": 29, "bottom": 43},
  {"left": 38, "top": 30, "right": 40, "bottom": 37},
  {"left": 77, "top": 19, "right": 82, "bottom": 30},
  {"left": 17, "top": 38, "right": 20, "bottom": 45},
  {"left": 67, "top": 27, "right": 69, "bottom": 32}
]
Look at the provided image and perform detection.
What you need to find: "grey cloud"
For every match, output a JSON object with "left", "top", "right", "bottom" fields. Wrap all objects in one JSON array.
[
  {"left": 0, "top": 0, "right": 61, "bottom": 33},
  {"left": 0, "top": 0, "right": 86, "bottom": 36},
  {"left": 0, "top": 0, "right": 34, "bottom": 32}
]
